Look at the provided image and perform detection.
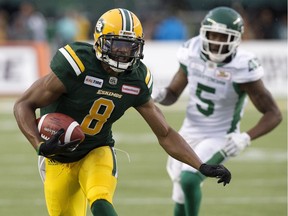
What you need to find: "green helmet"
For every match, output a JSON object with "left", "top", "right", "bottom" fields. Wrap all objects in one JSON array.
[{"left": 200, "top": 7, "right": 244, "bottom": 63}]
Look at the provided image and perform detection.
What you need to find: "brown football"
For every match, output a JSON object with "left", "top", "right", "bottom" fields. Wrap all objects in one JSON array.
[{"left": 36, "top": 113, "right": 85, "bottom": 143}]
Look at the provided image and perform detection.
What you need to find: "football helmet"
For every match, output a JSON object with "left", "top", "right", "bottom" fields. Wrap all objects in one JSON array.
[
  {"left": 200, "top": 7, "right": 244, "bottom": 63},
  {"left": 94, "top": 8, "right": 144, "bottom": 72}
]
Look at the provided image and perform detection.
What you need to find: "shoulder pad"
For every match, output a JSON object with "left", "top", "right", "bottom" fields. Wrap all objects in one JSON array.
[
  {"left": 176, "top": 36, "right": 201, "bottom": 66},
  {"left": 228, "top": 49, "right": 264, "bottom": 83}
]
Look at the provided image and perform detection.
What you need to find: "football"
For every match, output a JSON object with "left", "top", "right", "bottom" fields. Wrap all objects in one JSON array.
[{"left": 36, "top": 113, "right": 85, "bottom": 143}]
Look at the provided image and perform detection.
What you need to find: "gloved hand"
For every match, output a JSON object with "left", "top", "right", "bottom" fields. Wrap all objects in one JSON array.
[
  {"left": 151, "top": 88, "right": 167, "bottom": 103},
  {"left": 223, "top": 132, "right": 251, "bottom": 157},
  {"left": 37, "top": 129, "right": 81, "bottom": 158},
  {"left": 199, "top": 163, "right": 231, "bottom": 186}
]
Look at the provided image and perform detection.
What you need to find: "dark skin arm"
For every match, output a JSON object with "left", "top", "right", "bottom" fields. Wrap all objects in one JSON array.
[
  {"left": 239, "top": 80, "right": 282, "bottom": 140},
  {"left": 160, "top": 66, "right": 282, "bottom": 141},
  {"left": 136, "top": 99, "right": 203, "bottom": 170},
  {"left": 13, "top": 72, "right": 66, "bottom": 151},
  {"left": 159, "top": 66, "right": 187, "bottom": 105}
]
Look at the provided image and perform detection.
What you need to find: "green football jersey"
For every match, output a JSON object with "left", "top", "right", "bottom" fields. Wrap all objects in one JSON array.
[{"left": 41, "top": 42, "right": 153, "bottom": 163}]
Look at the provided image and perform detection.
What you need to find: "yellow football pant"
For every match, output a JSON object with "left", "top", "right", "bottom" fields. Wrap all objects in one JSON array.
[{"left": 44, "top": 146, "right": 118, "bottom": 216}]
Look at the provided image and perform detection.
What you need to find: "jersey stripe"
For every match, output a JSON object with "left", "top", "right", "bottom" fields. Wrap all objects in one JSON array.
[
  {"left": 59, "top": 45, "right": 85, "bottom": 76},
  {"left": 145, "top": 68, "right": 153, "bottom": 88},
  {"left": 228, "top": 88, "right": 246, "bottom": 133},
  {"left": 64, "top": 45, "right": 85, "bottom": 73},
  {"left": 119, "top": 8, "right": 133, "bottom": 32}
]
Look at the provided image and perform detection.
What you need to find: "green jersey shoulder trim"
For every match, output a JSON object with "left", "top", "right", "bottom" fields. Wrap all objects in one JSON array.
[
  {"left": 180, "top": 63, "right": 188, "bottom": 75},
  {"left": 59, "top": 44, "right": 85, "bottom": 76},
  {"left": 228, "top": 83, "right": 247, "bottom": 133}
]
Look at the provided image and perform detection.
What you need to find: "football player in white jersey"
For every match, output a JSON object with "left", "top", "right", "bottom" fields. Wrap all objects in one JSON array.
[{"left": 153, "top": 6, "right": 282, "bottom": 216}]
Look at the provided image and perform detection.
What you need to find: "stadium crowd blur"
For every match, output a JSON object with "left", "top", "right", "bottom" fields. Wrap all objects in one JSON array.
[{"left": 0, "top": 0, "right": 287, "bottom": 46}]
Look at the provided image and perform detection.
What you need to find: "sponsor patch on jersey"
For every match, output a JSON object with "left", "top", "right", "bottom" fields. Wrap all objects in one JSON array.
[
  {"left": 84, "top": 76, "right": 103, "bottom": 88},
  {"left": 121, "top": 85, "right": 140, "bottom": 95},
  {"left": 215, "top": 70, "right": 231, "bottom": 80},
  {"left": 190, "top": 62, "right": 205, "bottom": 73}
]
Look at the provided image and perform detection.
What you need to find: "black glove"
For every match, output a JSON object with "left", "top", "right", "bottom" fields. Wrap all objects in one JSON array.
[
  {"left": 199, "top": 163, "right": 231, "bottom": 186},
  {"left": 37, "top": 129, "right": 81, "bottom": 158}
]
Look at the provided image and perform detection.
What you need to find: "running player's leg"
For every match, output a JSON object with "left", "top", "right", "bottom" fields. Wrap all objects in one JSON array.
[
  {"left": 44, "top": 159, "right": 87, "bottom": 216},
  {"left": 79, "top": 146, "right": 118, "bottom": 216},
  {"left": 180, "top": 137, "right": 227, "bottom": 216},
  {"left": 180, "top": 171, "right": 203, "bottom": 216},
  {"left": 167, "top": 155, "right": 186, "bottom": 216}
]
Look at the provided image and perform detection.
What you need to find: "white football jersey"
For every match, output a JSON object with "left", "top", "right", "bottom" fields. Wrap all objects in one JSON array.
[{"left": 177, "top": 36, "right": 264, "bottom": 139}]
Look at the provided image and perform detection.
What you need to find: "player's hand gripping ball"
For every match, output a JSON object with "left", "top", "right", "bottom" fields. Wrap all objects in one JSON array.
[{"left": 36, "top": 113, "right": 85, "bottom": 157}]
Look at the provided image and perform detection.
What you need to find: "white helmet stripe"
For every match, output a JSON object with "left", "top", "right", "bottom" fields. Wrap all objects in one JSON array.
[{"left": 119, "top": 8, "right": 133, "bottom": 32}]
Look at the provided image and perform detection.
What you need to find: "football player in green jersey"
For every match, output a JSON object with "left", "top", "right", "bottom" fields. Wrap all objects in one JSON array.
[
  {"left": 153, "top": 7, "right": 282, "bottom": 216},
  {"left": 14, "top": 8, "right": 231, "bottom": 216}
]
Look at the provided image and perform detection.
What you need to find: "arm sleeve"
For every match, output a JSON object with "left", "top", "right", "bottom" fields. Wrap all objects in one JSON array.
[
  {"left": 232, "top": 54, "right": 264, "bottom": 83},
  {"left": 133, "top": 66, "right": 153, "bottom": 107},
  {"left": 50, "top": 47, "right": 80, "bottom": 92}
]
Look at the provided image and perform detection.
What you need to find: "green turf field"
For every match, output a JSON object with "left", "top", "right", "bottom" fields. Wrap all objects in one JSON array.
[{"left": 0, "top": 97, "right": 286, "bottom": 216}]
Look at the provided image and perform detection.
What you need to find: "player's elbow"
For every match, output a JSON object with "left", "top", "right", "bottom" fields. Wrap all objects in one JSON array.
[
  {"left": 13, "top": 99, "right": 22, "bottom": 118},
  {"left": 274, "top": 109, "right": 283, "bottom": 126},
  {"left": 268, "top": 107, "right": 283, "bottom": 129},
  {"left": 159, "top": 89, "right": 179, "bottom": 106},
  {"left": 13, "top": 98, "right": 34, "bottom": 119}
]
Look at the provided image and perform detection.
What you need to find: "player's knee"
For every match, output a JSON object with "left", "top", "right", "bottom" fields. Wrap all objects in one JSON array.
[
  {"left": 87, "top": 186, "right": 113, "bottom": 205},
  {"left": 180, "top": 171, "right": 203, "bottom": 191}
]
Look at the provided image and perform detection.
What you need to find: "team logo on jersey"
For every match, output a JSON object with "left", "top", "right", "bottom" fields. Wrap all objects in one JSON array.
[
  {"left": 84, "top": 75, "right": 103, "bottom": 88},
  {"left": 215, "top": 70, "right": 231, "bottom": 80},
  {"left": 248, "top": 58, "right": 261, "bottom": 72},
  {"left": 121, "top": 85, "right": 140, "bottom": 95},
  {"left": 109, "top": 76, "right": 118, "bottom": 85}
]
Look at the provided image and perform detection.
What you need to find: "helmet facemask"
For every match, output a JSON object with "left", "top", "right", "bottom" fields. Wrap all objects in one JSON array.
[
  {"left": 95, "top": 34, "right": 144, "bottom": 73},
  {"left": 200, "top": 24, "right": 241, "bottom": 63}
]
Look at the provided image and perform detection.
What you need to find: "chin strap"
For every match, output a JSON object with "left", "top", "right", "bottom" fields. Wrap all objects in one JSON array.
[{"left": 109, "top": 66, "right": 125, "bottom": 73}]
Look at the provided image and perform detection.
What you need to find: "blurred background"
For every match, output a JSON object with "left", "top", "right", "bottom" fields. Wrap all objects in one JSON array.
[
  {"left": 0, "top": 0, "right": 287, "bottom": 96},
  {"left": 0, "top": 0, "right": 287, "bottom": 43}
]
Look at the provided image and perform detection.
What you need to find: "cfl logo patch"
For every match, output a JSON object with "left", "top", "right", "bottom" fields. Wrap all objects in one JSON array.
[{"left": 109, "top": 77, "right": 118, "bottom": 85}]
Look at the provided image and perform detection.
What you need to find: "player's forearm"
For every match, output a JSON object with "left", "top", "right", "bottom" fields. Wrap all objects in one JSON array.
[
  {"left": 248, "top": 109, "right": 282, "bottom": 140},
  {"left": 159, "top": 88, "right": 179, "bottom": 105},
  {"left": 158, "top": 127, "right": 202, "bottom": 170},
  {"left": 14, "top": 100, "right": 42, "bottom": 149}
]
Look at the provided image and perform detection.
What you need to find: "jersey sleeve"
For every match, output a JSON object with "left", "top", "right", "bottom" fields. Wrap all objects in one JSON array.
[
  {"left": 232, "top": 51, "right": 264, "bottom": 83},
  {"left": 50, "top": 43, "right": 85, "bottom": 92},
  {"left": 176, "top": 40, "right": 191, "bottom": 66},
  {"left": 176, "top": 37, "right": 200, "bottom": 76},
  {"left": 133, "top": 64, "right": 153, "bottom": 107}
]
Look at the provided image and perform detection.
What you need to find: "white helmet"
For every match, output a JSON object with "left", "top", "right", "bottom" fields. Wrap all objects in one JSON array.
[{"left": 200, "top": 7, "right": 244, "bottom": 63}]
